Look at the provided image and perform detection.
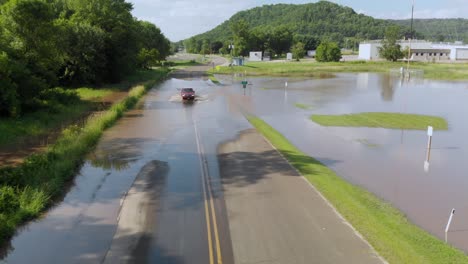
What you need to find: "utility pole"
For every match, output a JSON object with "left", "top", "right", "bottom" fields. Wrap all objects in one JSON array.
[{"left": 406, "top": 0, "right": 415, "bottom": 78}]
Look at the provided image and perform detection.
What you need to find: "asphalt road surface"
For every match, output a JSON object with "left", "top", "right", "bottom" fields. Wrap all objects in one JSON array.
[{"left": 1, "top": 56, "right": 384, "bottom": 264}]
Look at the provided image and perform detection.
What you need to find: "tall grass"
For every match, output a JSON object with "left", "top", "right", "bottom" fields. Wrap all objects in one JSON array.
[
  {"left": 248, "top": 116, "right": 468, "bottom": 263},
  {"left": 0, "top": 68, "right": 169, "bottom": 244}
]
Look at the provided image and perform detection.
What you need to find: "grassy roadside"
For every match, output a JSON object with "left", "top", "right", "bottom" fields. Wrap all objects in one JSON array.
[
  {"left": 0, "top": 68, "right": 169, "bottom": 245},
  {"left": 247, "top": 116, "right": 468, "bottom": 263},
  {"left": 311, "top": 112, "right": 448, "bottom": 130},
  {"left": 209, "top": 60, "right": 468, "bottom": 81},
  {"left": 0, "top": 70, "right": 169, "bottom": 148}
]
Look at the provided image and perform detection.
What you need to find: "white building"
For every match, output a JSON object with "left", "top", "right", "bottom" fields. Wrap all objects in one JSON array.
[
  {"left": 249, "top": 51, "right": 263, "bottom": 62},
  {"left": 358, "top": 40, "right": 468, "bottom": 61}
]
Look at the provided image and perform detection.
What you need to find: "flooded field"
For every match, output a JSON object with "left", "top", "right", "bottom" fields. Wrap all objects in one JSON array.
[{"left": 218, "top": 72, "right": 468, "bottom": 252}]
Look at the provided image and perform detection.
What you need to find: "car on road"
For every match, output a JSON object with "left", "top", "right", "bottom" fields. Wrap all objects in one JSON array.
[{"left": 181, "top": 88, "right": 195, "bottom": 100}]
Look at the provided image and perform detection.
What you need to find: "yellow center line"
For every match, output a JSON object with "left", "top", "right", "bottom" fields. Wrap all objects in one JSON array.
[
  {"left": 194, "top": 119, "right": 215, "bottom": 264},
  {"left": 202, "top": 172, "right": 214, "bottom": 264},
  {"left": 206, "top": 175, "right": 223, "bottom": 264}
]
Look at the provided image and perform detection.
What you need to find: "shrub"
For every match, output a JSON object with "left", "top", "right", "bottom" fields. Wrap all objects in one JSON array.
[{"left": 316, "top": 41, "right": 342, "bottom": 62}]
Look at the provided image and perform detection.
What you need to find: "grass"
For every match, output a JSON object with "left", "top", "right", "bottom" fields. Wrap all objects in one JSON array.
[
  {"left": 208, "top": 73, "right": 221, "bottom": 84},
  {"left": 294, "top": 103, "right": 311, "bottom": 110},
  {"left": 311, "top": 112, "right": 448, "bottom": 130},
  {"left": 0, "top": 69, "right": 167, "bottom": 148},
  {"left": 356, "top": 139, "right": 380, "bottom": 148},
  {"left": 209, "top": 60, "right": 468, "bottom": 81},
  {"left": 75, "top": 88, "right": 116, "bottom": 101},
  {"left": 0, "top": 102, "right": 91, "bottom": 147},
  {"left": 0, "top": 67, "right": 169, "bottom": 245},
  {"left": 247, "top": 116, "right": 468, "bottom": 263}
]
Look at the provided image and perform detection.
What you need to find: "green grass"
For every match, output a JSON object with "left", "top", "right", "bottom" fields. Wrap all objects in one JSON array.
[
  {"left": 294, "top": 103, "right": 311, "bottom": 110},
  {"left": 0, "top": 68, "right": 169, "bottom": 245},
  {"left": 311, "top": 112, "right": 448, "bottom": 130},
  {"left": 356, "top": 139, "right": 380, "bottom": 148},
  {"left": 0, "top": 69, "right": 168, "bottom": 148},
  {"left": 75, "top": 88, "right": 116, "bottom": 101},
  {"left": 209, "top": 60, "right": 468, "bottom": 80},
  {"left": 247, "top": 116, "right": 468, "bottom": 264},
  {"left": 208, "top": 73, "right": 221, "bottom": 84},
  {"left": 0, "top": 103, "right": 91, "bottom": 147}
]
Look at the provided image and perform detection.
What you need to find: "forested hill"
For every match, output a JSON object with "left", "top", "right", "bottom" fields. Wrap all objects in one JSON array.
[
  {"left": 389, "top": 19, "right": 468, "bottom": 43},
  {"left": 183, "top": 1, "right": 409, "bottom": 53}
]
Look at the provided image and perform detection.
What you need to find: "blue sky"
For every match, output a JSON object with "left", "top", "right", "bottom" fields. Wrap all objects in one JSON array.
[{"left": 129, "top": 0, "right": 468, "bottom": 41}]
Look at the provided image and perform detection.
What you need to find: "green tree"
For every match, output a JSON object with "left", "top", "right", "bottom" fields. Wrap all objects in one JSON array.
[
  {"left": 201, "top": 39, "right": 211, "bottom": 55},
  {"left": 230, "top": 19, "right": 250, "bottom": 56},
  {"left": 379, "top": 26, "right": 405, "bottom": 62},
  {"left": 268, "top": 26, "right": 293, "bottom": 56},
  {"left": 291, "top": 42, "right": 305, "bottom": 61},
  {"left": 315, "top": 41, "right": 341, "bottom": 62},
  {"left": 136, "top": 48, "right": 160, "bottom": 69}
]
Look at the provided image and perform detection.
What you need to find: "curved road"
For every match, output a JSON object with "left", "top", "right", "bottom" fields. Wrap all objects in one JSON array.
[{"left": 0, "top": 56, "right": 383, "bottom": 264}]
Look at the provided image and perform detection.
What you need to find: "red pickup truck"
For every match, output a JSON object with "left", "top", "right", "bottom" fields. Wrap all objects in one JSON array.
[{"left": 181, "top": 88, "right": 195, "bottom": 100}]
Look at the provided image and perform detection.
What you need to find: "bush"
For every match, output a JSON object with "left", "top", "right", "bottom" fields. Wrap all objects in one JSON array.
[
  {"left": 316, "top": 41, "right": 342, "bottom": 62},
  {"left": 0, "top": 186, "right": 19, "bottom": 215}
]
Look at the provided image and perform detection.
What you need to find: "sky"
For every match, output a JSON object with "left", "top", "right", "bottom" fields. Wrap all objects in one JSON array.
[{"left": 129, "top": 0, "right": 468, "bottom": 41}]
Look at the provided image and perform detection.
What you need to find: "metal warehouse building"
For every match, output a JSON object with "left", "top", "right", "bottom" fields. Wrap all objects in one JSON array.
[{"left": 359, "top": 40, "right": 468, "bottom": 62}]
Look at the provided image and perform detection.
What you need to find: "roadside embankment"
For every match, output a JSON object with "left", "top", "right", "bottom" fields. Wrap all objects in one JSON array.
[
  {"left": 0, "top": 68, "right": 169, "bottom": 246},
  {"left": 247, "top": 116, "right": 468, "bottom": 263}
]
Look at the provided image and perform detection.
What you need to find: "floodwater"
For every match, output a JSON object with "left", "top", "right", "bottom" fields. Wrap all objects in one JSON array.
[
  {"left": 1, "top": 75, "right": 245, "bottom": 263},
  {"left": 2, "top": 68, "right": 468, "bottom": 262},
  {"left": 217, "top": 72, "right": 468, "bottom": 252}
]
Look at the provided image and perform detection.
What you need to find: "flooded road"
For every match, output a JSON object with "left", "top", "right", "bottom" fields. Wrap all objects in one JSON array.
[
  {"left": 3, "top": 66, "right": 466, "bottom": 262},
  {"left": 216, "top": 72, "right": 468, "bottom": 252},
  {"left": 1, "top": 66, "right": 243, "bottom": 263}
]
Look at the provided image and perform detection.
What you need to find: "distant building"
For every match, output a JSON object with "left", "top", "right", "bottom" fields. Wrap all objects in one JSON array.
[
  {"left": 249, "top": 51, "right": 263, "bottom": 62},
  {"left": 358, "top": 40, "right": 468, "bottom": 62},
  {"left": 232, "top": 57, "right": 244, "bottom": 66},
  {"left": 307, "top": 50, "right": 316, "bottom": 57}
]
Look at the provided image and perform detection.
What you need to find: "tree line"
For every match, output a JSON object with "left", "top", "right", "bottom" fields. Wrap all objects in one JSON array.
[
  {"left": 181, "top": 1, "right": 410, "bottom": 57},
  {"left": 0, "top": 0, "right": 171, "bottom": 117}
]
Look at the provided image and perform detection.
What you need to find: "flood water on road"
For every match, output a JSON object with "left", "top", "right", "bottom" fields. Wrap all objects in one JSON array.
[
  {"left": 1, "top": 75, "right": 247, "bottom": 264},
  {"left": 217, "top": 72, "right": 468, "bottom": 252}
]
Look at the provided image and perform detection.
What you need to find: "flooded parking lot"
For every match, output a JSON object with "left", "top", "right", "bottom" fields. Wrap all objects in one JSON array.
[{"left": 218, "top": 72, "right": 468, "bottom": 251}]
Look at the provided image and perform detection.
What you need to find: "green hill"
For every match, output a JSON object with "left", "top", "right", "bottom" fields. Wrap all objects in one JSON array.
[
  {"left": 182, "top": 1, "right": 409, "bottom": 55},
  {"left": 390, "top": 19, "right": 468, "bottom": 43}
]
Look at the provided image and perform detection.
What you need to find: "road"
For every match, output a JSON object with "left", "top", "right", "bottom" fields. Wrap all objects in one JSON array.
[{"left": 1, "top": 56, "right": 383, "bottom": 264}]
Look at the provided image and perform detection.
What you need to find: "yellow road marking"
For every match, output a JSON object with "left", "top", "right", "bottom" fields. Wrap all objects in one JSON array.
[
  {"left": 194, "top": 119, "right": 218, "bottom": 264},
  {"left": 207, "top": 178, "right": 223, "bottom": 264},
  {"left": 202, "top": 174, "right": 214, "bottom": 264}
]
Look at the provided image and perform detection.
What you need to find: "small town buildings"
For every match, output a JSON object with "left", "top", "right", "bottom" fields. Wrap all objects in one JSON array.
[{"left": 359, "top": 40, "right": 468, "bottom": 62}]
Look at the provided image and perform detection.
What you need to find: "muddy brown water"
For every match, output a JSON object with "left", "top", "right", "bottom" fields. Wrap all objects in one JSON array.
[{"left": 217, "top": 72, "right": 468, "bottom": 252}]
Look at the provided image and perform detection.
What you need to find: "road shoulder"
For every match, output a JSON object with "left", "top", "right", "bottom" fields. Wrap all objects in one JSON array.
[{"left": 218, "top": 129, "right": 384, "bottom": 264}]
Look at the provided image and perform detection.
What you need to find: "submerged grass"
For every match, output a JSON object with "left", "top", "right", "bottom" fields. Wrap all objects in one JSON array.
[
  {"left": 208, "top": 73, "right": 221, "bottom": 84},
  {"left": 0, "top": 68, "right": 169, "bottom": 244},
  {"left": 311, "top": 112, "right": 448, "bottom": 130},
  {"left": 247, "top": 116, "right": 468, "bottom": 263},
  {"left": 209, "top": 60, "right": 468, "bottom": 80},
  {"left": 294, "top": 103, "right": 311, "bottom": 110}
]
